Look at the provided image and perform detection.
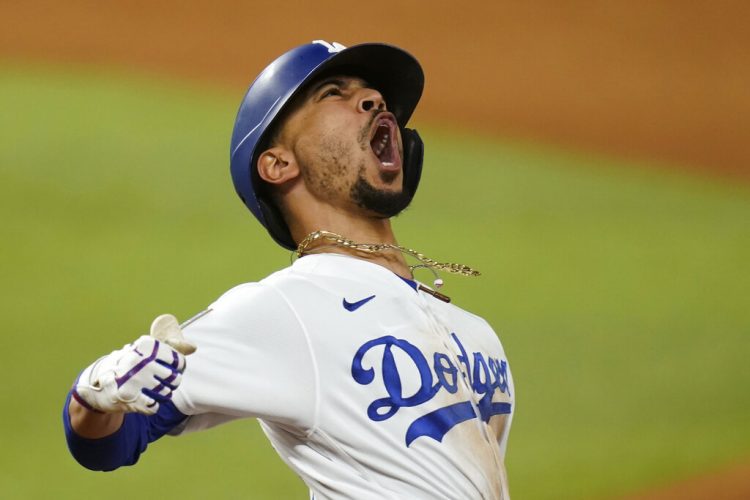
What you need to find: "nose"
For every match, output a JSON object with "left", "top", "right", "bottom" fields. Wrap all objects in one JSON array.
[{"left": 357, "top": 87, "right": 387, "bottom": 113}]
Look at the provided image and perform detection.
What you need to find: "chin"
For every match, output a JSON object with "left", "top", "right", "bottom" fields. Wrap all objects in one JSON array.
[{"left": 351, "top": 175, "right": 412, "bottom": 217}]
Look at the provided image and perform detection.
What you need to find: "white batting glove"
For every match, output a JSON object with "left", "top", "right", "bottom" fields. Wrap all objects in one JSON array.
[{"left": 72, "top": 314, "right": 196, "bottom": 415}]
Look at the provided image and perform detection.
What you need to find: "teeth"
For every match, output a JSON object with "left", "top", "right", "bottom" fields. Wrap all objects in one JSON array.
[
  {"left": 373, "top": 132, "right": 389, "bottom": 156},
  {"left": 372, "top": 124, "right": 391, "bottom": 160}
]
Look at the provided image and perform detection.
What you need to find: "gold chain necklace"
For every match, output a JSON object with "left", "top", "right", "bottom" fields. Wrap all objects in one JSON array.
[{"left": 295, "top": 230, "right": 481, "bottom": 279}]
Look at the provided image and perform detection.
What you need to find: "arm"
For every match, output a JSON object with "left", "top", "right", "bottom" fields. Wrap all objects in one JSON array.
[
  {"left": 62, "top": 314, "right": 195, "bottom": 470},
  {"left": 68, "top": 392, "right": 123, "bottom": 439},
  {"left": 63, "top": 389, "right": 188, "bottom": 471},
  {"left": 169, "top": 283, "right": 317, "bottom": 427}
]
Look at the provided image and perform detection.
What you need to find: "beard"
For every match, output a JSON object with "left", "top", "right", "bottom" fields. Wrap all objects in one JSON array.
[
  {"left": 350, "top": 166, "right": 413, "bottom": 218},
  {"left": 296, "top": 114, "right": 413, "bottom": 218},
  {"left": 349, "top": 111, "right": 413, "bottom": 217}
]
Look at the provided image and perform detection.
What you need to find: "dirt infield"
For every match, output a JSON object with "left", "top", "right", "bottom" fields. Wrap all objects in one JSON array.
[
  {"left": 619, "top": 461, "right": 750, "bottom": 500},
  {"left": 1, "top": 2, "right": 747, "bottom": 497},
  {"left": 1, "top": 1, "right": 748, "bottom": 180}
]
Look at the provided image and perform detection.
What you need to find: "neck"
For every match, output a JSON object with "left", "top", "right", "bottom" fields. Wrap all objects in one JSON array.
[{"left": 290, "top": 216, "right": 412, "bottom": 279}]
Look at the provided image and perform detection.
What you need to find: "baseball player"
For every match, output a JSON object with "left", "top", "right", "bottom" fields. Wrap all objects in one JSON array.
[{"left": 63, "top": 40, "right": 515, "bottom": 499}]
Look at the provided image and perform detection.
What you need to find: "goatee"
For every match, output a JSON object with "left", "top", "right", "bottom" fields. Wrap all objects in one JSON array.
[{"left": 350, "top": 172, "right": 412, "bottom": 218}]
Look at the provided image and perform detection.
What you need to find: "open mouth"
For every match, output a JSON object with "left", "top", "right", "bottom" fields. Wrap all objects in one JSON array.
[{"left": 369, "top": 113, "right": 401, "bottom": 170}]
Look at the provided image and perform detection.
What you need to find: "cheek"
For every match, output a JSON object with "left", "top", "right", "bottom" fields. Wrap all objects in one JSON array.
[
  {"left": 293, "top": 126, "right": 359, "bottom": 195},
  {"left": 298, "top": 118, "right": 357, "bottom": 166},
  {"left": 295, "top": 113, "right": 341, "bottom": 151}
]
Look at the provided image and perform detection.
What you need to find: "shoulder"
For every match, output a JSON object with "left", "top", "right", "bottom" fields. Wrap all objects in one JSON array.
[
  {"left": 437, "top": 299, "right": 505, "bottom": 347},
  {"left": 189, "top": 260, "right": 334, "bottom": 336},
  {"left": 210, "top": 271, "right": 297, "bottom": 313},
  {"left": 183, "top": 278, "right": 302, "bottom": 340},
  {"left": 444, "top": 301, "right": 494, "bottom": 329}
]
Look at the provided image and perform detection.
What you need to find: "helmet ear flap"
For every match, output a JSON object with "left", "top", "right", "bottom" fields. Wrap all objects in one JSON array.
[
  {"left": 401, "top": 128, "right": 424, "bottom": 200},
  {"left": 259, "top": 197, "right": 296, "bottom": 249}
]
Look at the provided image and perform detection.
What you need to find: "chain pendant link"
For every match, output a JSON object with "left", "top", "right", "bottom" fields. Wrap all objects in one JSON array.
[{"left": 296, "top": 230, "right": 481, "bottom": 277}]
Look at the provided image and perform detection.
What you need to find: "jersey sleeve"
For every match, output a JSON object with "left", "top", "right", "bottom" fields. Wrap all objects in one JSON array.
[{"left": 171, "top": 282, "right": 317, "bottom": 433}]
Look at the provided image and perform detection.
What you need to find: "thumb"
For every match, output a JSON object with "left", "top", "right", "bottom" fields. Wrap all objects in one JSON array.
[{"left": 150, "top": 314, "right": 197, "bottom": 355}]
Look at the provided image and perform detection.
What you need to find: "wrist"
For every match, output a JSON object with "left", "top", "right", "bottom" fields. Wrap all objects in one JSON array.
[
  {"left": 68, "top": 392, "right": 124, "bottom": 439},
  {"left": 70, "top": 387, "right": 104, "bottom": 414}
]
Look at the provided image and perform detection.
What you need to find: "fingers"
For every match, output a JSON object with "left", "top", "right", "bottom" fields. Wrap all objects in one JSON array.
[
  {"left": 128, "top": 335, "right": 187, "bottom": 372},
  {"left": 131, "top": 391, "right": 159, "bottom": 415},
  {"left": 75, "top": 315, "right": 196, "bottom": 416},
  {"left": 142, "top": 386, "right": 171, "bottom": 405},
  {"left": 163, "top": 337, "right": 197, "bottom": 356},
  {"left": 150, "top": 314, "right": 197, "bottom": 356},
  {"left": 109, "top": 336, "right": 186, "bottom": 413},
  {"left": 154, "top": 366, "right": 182, "bottom": 390},
  {"left": 150, "top": 314, "right": 182, "bottom": 341},
  {"left": 116, "top": 370, "right": 179, "bottom": 412},
  {"left": 135, "top": 364, "right": 181, "bottom": 411},
  {"left": 154, "top": 341, "right": 187, "bottom": 372}
]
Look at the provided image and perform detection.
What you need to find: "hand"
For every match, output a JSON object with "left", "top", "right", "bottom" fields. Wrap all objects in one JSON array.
[{"left": 72, "top": 314, "right": 197, "bottom": 415}]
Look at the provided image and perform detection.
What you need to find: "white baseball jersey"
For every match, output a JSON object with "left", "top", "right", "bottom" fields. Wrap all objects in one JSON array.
[{"left": 172, "top": 253, "right": 515, "bottom": 499}]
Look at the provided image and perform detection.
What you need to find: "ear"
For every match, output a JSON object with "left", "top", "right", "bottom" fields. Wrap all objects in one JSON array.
[{"left": 257, "top": 147, "right": 300, "bottom": 185}]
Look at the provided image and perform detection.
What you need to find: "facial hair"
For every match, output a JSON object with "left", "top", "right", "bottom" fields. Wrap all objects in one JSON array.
[
  {"left": 350, "top": 163, "right": 413, "bottom": 218},
  {"left": 298, "top": 111, "right": 412, "bottom": 217},
  {"left": 348, "top": 111, "right": 413, "bottom": 217}
]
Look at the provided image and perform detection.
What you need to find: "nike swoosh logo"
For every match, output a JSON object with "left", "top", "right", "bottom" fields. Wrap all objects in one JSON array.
[{"left": 343, "top": 295, "right": 376, "bottom": 312}]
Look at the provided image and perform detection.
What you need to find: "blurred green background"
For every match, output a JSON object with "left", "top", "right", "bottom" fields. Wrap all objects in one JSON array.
[
  {"left": 1, "top": 63, "right": 748, "bottom": 499},
  {"left": 2, "top": 1, "right": 750, "bottom": 498}
]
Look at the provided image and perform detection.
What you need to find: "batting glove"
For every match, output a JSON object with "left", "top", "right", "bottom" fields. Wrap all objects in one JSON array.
[{"left": 72, "top": 314, "right": 196, "bottom": 415}]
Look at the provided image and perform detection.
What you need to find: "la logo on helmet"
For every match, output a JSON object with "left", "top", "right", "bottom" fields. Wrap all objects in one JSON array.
[{"left": 313, "top": 40, "right": 346, "bottom": 53}]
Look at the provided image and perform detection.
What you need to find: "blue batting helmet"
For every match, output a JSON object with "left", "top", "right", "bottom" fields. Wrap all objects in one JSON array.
[{"left": 229, "top": 40, "right": 425, "bottom": 250}]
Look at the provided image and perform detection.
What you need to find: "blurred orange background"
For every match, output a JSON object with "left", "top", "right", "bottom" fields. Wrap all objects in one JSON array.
[{"left": 2, "top": 0, "right": 748, "bottom": 179}]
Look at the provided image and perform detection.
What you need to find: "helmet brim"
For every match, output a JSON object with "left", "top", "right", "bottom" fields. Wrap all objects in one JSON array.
[{"left": 308, "top": 43, "right": 424, "bottom": 126}]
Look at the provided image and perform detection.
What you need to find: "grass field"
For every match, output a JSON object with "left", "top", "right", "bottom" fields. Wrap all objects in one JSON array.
[{"left": 1, "top": 64, "right": 748, "bottom": 499}]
